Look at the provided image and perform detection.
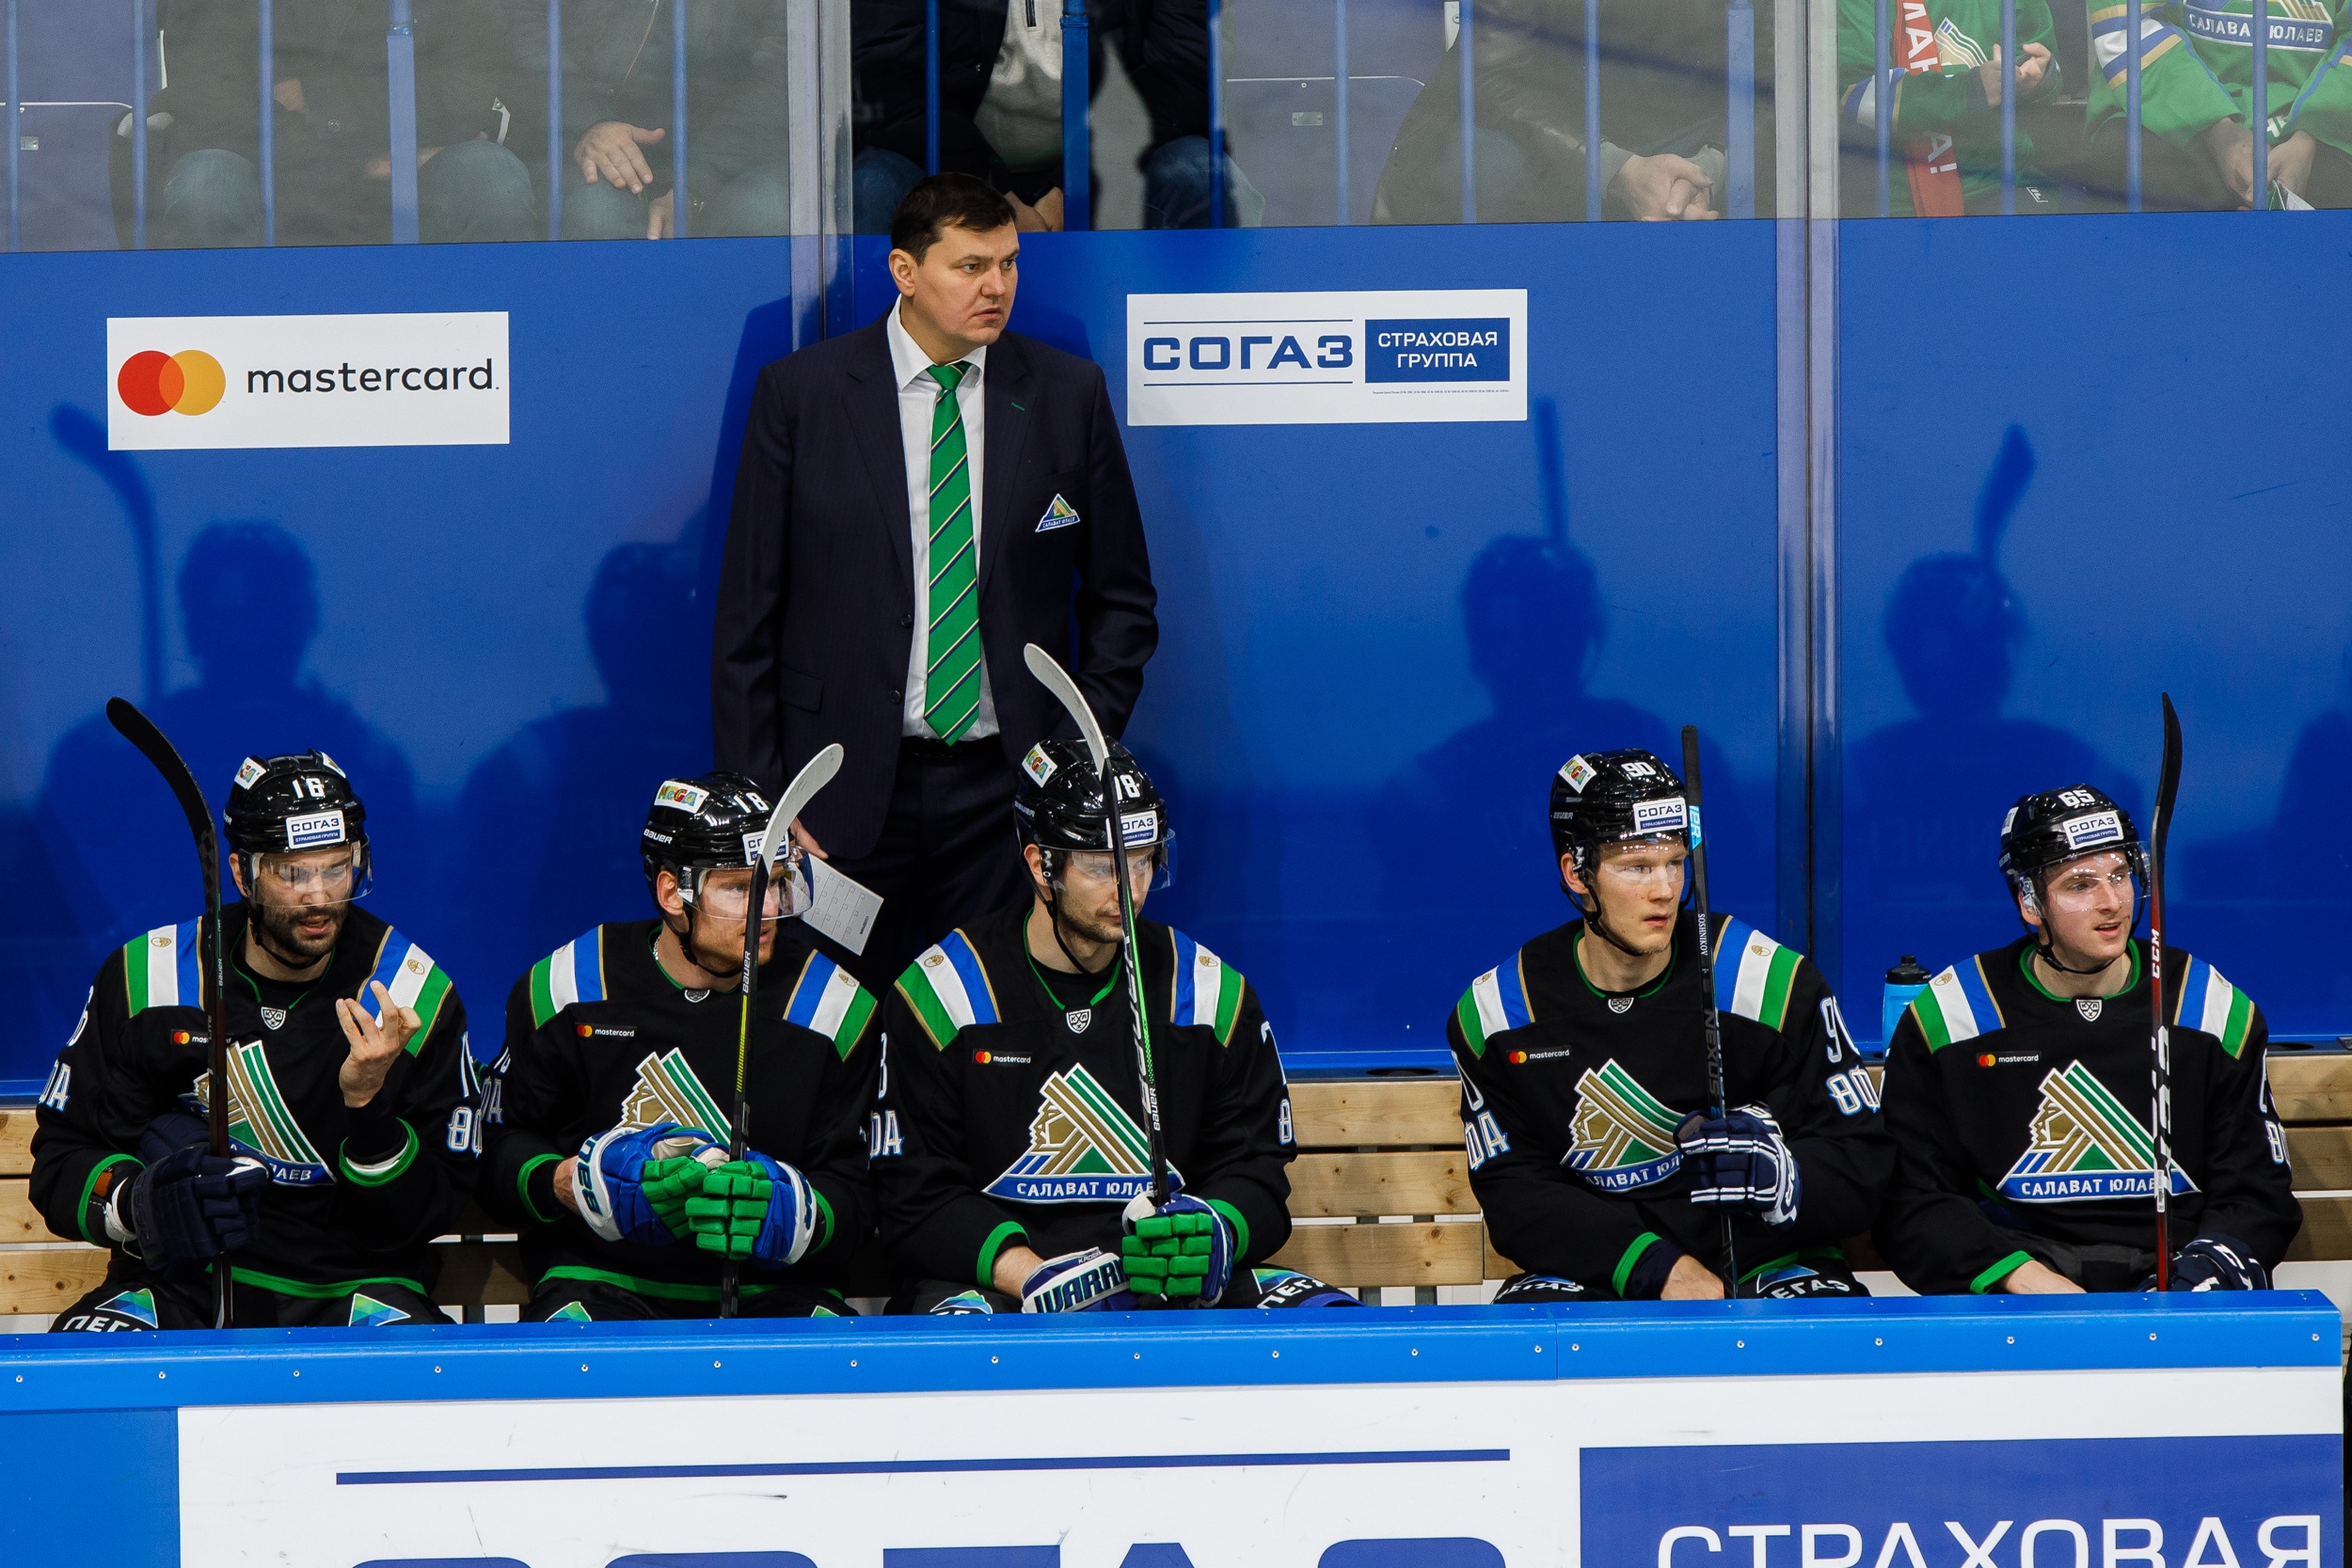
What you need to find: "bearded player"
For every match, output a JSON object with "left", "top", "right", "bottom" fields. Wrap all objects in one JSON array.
[
  {"left": 1451, "top": 749, "right": 1891, "bottom": 1301},
  {"left": 1876, "top": 785, "right": 2296, "bottom": 1294},
  {"left": 32, "top": 752, "right": 477, "bottom": 1330}
]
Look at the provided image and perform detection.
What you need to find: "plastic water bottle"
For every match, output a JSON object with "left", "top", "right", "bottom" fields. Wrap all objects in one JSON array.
[{"left": 1879, "top": 956, "right": 1931, "bottom": 1056}]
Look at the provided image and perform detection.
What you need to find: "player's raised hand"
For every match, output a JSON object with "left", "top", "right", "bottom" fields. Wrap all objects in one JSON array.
[{"left": 336, "top": 980, "right": 419, "bottom": 1108}]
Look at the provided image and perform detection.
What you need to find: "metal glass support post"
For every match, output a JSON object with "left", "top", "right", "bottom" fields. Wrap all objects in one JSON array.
[
  {"left": 1208, "top": 0, "right": 1225, "bottom": 227},
  {"left": 2126, "top": 0, "right": 2142, "bottom": 209},
  {"left": 1334, "top": 0, "right": 1351, "bottom": 224},
  {"left": 6, "top": 0, "right": 18, "bottom": 253},
  {"left": 1458, "top": 0, "right": 1475, "bottom": 221},
  {"left": 924, "top": 0, "right": 939, "bottom": 172},
  {"left": 1583, "top": 0, "right": 1600, "bottom": 218},
  {"left": 671, "top": 0, "right": 688, "bottom": 234},
  {"left": 547, "top": 0, "right": 563, "bottom": 239},
  {"left": 1727, "top": 0, "right": 1755, "bottom": 216},
  {"left": 260, "top": 0, "right": 276, "bottom": 244},
  {"left": 387, "top": 0, "right": 419, "bottom": 242},
  {"left": 1062, "top": 2, "right": 1089, "bottom": 230},
  {"left": 132, "top": 0, "right": 148, "bottom": 248},
  {"left": 2000, "top": 0, "right": 2016, "bottom": 212},
  {"left": 1873, "top": 0, "right": 1888, "bottom": 214},
  {"left": 2252, "top": 0, "right": 2268, "bottom": 205}
]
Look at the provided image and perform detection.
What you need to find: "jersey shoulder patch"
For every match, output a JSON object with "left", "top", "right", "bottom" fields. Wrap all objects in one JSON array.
[
  {"left": 783, "top": 951, "right": 879, "bottom": 1059},
  {"left": 363, "top": 927, "right": 456, "bottom": 1052},
  {"left": 1454, "top": 950, "right": 1534, "bottom": 1058},
  {"left": 896, "top": 929, "right": 1001, "bottom": 1049},
  {"left": 1168, "top": 928, "right": 1248, "bottom": 1045},
  {"left": 528, "top": 927, "right": 608, "bottom": 1030},
  {"left": 1713, "top": 916, "right": 1806, "bottom": 1033},
  {"left": 122, "top": 921, "right": 205, "bottom": 1016},
  {"left": 2175, "top": 953, "right": 2257, "bottom": 1058},
  {"left": 1910, "top": 956, "right": 2005, "bottom": 1051}
]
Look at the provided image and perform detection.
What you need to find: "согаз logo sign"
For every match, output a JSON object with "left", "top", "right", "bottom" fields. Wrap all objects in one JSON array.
[{"left": 117, "top": 349, "right": 226, "bottom": 417}]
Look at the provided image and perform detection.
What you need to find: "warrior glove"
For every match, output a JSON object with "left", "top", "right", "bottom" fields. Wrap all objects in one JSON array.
[{"left": 1020, "top": 1248, "right": 1136, "bottom": 1313}]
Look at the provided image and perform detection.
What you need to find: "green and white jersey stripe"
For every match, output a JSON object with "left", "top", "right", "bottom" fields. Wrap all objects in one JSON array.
[
  {"left": 898, "top": 942, "right": 987, "bottom": 1048},
  {"left": 1452, "top": 958, "right": 1531, "bottom": 1059},
  {"left": 528, "top": 930, "right": 604, "bottom": 1029},
  {"left": 2179, "top": 958, "right": 2257, "bottom": 1058},
  {"left": 803, "top": 963, "right": 878, "bottom": 1059},
  {"left": 1718, "top": 920, "right": 1804, "bottom": 1032},
  {"left": 1911, "top": 959, "right": 2003, "bottom": 1049},
  {"left": 123, "top": 922, "right": 201, "bottom": 1015}
]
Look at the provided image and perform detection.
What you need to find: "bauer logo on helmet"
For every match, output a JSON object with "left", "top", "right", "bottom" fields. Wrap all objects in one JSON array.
[{"left": 283, "top": 808, "right": 346, "bottom": 849}]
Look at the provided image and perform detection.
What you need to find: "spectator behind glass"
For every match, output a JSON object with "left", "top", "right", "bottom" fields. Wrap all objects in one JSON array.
[
  {"left": 501, "top": 0, "right": 793, "bottom": 240},
  {"left": 112, "top": 0, "right": 533, "bottom": 248},
  {"left": 2081, "top": 0, "right": 2352, "bottom": 210},
  {"left": 851, "top": 0, "right": 1260, "bottom": 233},
  {"left": 1374, "top": 0, "right": 1765, "bottom": 223},
  {"left": 1836, "top": 0, "right": 2064, "bottom": 215}
]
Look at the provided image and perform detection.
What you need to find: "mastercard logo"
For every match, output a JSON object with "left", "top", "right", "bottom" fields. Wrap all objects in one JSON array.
[
  {"left": 118, "top": 349, "right": 226, "bottom": 417},
  {"left": 1979, "top": 1053, "right": 1997, "bottom": 1068},
  {"left": 577, "top": 1024, "right": 595, "bottom": 1037},
  {"left": 973, "top": 1050, "right": 992, "bottom": 1065},
  {"left": 172, "top": 1031, "right": 191, "bottom": 1045},
  {"left": 1508, "top": 1050, "right": 1527, "bottom": 1065}
]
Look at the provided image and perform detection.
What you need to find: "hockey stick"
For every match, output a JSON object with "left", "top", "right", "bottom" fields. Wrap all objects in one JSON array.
[
  {"left": 1023, "top": 644, "right": 1170, "bottom": 1212},
  {"left": 2147, "top": 695, "right": 2182, "bottom": 1291},
  {"left": 1679, "top": 725, "right": 1738, "bottom": 1295},
  {"left": 722, "top": 742, "right": 843, "bottom": 1319},
  {"left": 105, "top": 699, "right": 236, "bottom": 1330}
]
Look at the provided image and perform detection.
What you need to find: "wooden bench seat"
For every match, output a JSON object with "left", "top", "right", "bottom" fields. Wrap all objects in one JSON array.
[{"left": 0, "top": 1049, "right": 2344, "bottom": 1320}]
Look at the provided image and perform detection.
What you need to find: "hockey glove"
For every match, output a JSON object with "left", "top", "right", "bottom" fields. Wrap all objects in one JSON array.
[
  {"left": 1677, "top": 1104, "right": 1801, "bottom": 1227},
  {"left": 117, "top": 1139, "right": 268, "bottom": 1269},
  {"left": 1019, "top": 1247, "right": 1136, "bottom": 1313},
  {"left": 1120, "top": 1193, "right": 1234, "bottom": 1306},
  {"left": 2144, "top": 1233, "right": 2268, "bottom": 1292},
  {"left": 687, "top": 1152, "right": 818, "bottom": 1267},
  {"left": 576, "top": 1122, "right": 725, "bottom": 1247}
]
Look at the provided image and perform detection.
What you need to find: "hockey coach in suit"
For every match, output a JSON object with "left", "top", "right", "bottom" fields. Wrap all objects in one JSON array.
[{"left": 713, "top": 172, "right": 1158, "bottom": 989}]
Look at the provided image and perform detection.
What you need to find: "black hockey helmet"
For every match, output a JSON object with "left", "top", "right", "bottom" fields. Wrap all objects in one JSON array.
[
  {"left": 640, "top": 769, "right": 809, "bottom": 917},
  {"left": 1014, "top": 738, "right": 1175, "bottom": 889},
  {"left": 224, "top": 752, "right": 372, "bottom": 897},
  {"left": 1997, "top": 784, "right": 2146, "bottom": 905},
  {"left": 1549, "top": 749, "right": 1691, "bottom": 873}
]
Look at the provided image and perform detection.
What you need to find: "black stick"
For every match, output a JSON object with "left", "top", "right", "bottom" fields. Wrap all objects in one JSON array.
[
  {"left": 105, "top": 699, "right": 234, "bottom": 1330},
  {"left": 2148, "top": 694, "right": 2183, "bottom": 1289},
  {"left": 1680, "top": 725, "right": 1737, "bottom": 1294}
]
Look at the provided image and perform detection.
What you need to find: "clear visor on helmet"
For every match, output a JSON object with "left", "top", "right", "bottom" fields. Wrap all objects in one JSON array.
[
  {"left": 1047, "top": 834, "right": 1176, "bottom": 895},
  {"left": 680, "top": 850, "right": 814, "bottom": 924},
  {"left": 1586, "top": 833, "right": 1688, "bottom": 892},
  {"left": 248, "top": 845, "right": 373, "bottom": 906},
  {"left": 2037, "top": 850, "right": 2137, "bottom": 913}
]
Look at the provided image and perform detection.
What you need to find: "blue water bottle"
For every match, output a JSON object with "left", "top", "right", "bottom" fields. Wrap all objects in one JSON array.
[{"left": 1879, "top": 956, "right": 1931, "bottom": 1057}]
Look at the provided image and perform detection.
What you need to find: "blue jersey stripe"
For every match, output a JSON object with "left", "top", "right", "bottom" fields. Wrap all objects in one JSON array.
[
  {"left": 1713, "top": 916, "right": 1753, "bottom": 996},
  {"left": 365, "top": 931, "right": 411, "bottom": 1000},
  {"left": 574, "top": 927, "right": 607, "bottom": 1005},
  {"left": 174, "top": 919, "right": 204, "bottom": 1003},
  {"left": 941, "top": 932, "right": 1000, "bottom": 1025},
  {"left": 1171, "top": 930, "right": 1200, "bottom": 1024},
  {"left": 1954, "top": 956, "right": 2003, "bottom": 1035},
  {"left": 784, "top": 953, "right": 838, "bottom": 1028},
  {"left": 2177, "top": 956, "right": 2209, "bottom": 1025},
  {"left": 1495, "top": 949, "right": 1534, "bottom": 1031}
]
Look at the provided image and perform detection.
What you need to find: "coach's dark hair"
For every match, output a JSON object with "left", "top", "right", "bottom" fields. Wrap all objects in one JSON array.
[{"left": 890, "top": 174, "right": 1016, "bottom": 261}]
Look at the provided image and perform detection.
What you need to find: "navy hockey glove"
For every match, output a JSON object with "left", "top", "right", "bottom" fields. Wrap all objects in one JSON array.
[
  {"left": 2143, "top": 1234, "right": 2268, "bottom": 1291},
  {"left": 1020, "top": 1248, "right": 1136, "bottom": 1313},
  {"left": 1120, "top": 1193, "right": 1234, "bottom": 1306},
  {"left": 576, "top": 1122, "right": 723, "bottom": 1247},
  {"left": 1677, "top": 1104, "right": 1801, "bottom": 1227},
  {"left": 687, "top": 1152, "right": 818, "bottom": 1266},
  {"left": 118, "top": 1140, "right": 268, "bottom": 1269}
]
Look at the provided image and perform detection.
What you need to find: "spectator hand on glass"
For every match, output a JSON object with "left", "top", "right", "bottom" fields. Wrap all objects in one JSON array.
[
  {"left": 1009, "top": 188, "right": 1066, "bottom": 231},
  {"left": 2269, "top": 129, "right": 2319, "bottom": 198},
  {"left": 2201, "top": 118, "right": 2257, "bottom": 207},
  {"left": 1613, "top": 154, "right": 1717, "bottom": 221},
  {"left": 576, "top": 119, "right": 668, "bottom": 196},
  {"left": 1976, "top": 41, "right": 2050, "bottom": 108}
]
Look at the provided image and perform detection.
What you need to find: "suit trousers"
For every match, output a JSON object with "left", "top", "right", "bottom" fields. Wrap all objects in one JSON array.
[{"left": 817, "top": 736, "right": 1032, "bottom": 992}]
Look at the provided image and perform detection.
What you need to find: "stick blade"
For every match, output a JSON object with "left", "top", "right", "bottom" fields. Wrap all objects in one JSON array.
[
  {"left": 1678, "top": 724, "right": 1703, "bottom": 806},
  {"left": 1023, "top": 643, "right": 1110, "bottom": 772},
  {"left": 2153, "top": 693, "right": 2183, "bottom": 868},
  {"left": 758, "top": 743, "right": 844, "bottom": 871},
  {"left": 106, "top": 698, "right": 216, "bottom": 844}
]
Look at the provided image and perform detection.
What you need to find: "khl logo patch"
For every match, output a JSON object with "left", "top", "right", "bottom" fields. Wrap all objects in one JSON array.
[
  {"left": 261, "top": 1006, "right": 287, "bottom": 1031},
  {"left": 2076, "top": 997, "right": 2104, "bottom": 1022},
  {"left": 1066, "top": 1008, "right": 1092, "bottom": 1033}
]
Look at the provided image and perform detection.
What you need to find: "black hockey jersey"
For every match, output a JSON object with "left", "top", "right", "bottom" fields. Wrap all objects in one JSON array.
[
  {"left": 1876, "top": 937, "right": 2298, "bottom": 1294},
  {"left": 1450, "top": 911, "right": 1890, "bottom": 1296},
  {"left": 483, "top": 919, "right": 880, "bottom": 1301},
  {"left": 874, "top": 904, "right": 1295, "bottom": 1290},
  {"left": 29, "top": 904, "right": 479, "bottom": 1295}
]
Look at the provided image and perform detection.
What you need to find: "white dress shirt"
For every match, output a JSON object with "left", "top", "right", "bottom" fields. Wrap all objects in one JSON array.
[{"left": 888, "top": 298, "right": 997, "bottom": 741}]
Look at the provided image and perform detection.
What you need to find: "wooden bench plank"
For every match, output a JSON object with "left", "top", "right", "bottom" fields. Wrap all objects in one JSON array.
[
  {"left": 1289, "top": 1079, "right": 1458, "bottom": 1148},
  {"left": 0, "top": 1180, "right": 71, "bottom": 1243},
  {"left": 1286, "top": 1149, "right": 1476, "bottom": 1217},
  {"left": 430, "top": 1241, "right": 532, "bottom": 1308},
  {"left": 2287, "top": 1194, "right": 2352, "bottom": 1262},
  {"left": 2286, "top": 1125, "right": 2352, "bottom": 1193},
  {"left": 0, "top": 1108, "right": 35, "bottom": 1180},
  {"left": 1268, "top": 1220, "right": 1486, "bottom": 1287},
  {"left": 0, "top": 1247, "right": 109, "bottom": 1314},
  {"left": 2269, "top": 1053, "right": 2352, "bottom": 1123}
]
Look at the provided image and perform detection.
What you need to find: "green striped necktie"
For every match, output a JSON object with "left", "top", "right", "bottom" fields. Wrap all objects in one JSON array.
[{"left": 923, "top": 360, "right": 982, "bottom": 741}]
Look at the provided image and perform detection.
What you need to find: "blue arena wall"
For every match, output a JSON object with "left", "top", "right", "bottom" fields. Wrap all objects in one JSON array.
[{"left": 2, "top": 213, "right": 2347, "bottom": 1086}]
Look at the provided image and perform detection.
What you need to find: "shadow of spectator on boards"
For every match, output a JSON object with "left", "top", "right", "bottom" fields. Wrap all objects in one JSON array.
[
  {"left": 1844, "top": 426, "right": 2140, "bottom": 1000},
  {"left": 33, "top": 518, "right": 421, "bottom": 1030},
  {"left": 452, "top": 534, "right": 711, "bottom": 1003}
]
